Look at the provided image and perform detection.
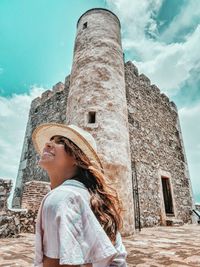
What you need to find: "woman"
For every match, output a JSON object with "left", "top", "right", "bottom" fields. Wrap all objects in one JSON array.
[{"left": 32, "top": 122, "right": 128, "bottom": 267}]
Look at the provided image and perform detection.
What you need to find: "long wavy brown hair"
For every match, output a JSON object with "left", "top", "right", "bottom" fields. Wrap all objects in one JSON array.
[{"left": 50, "top": 134, "right": 125, "bottom": 245}]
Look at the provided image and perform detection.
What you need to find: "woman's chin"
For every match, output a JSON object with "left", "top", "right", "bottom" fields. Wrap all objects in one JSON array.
[{"left": 38, "top": 158, "right": 54, "bottom": 168}]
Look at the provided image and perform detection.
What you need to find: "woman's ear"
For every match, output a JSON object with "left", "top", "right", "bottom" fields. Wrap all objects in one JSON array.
[{"left": 72, "top": 160, "right": 78, "bottom": 167}]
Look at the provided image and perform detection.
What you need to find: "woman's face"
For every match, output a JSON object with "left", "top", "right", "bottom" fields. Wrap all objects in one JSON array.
[{"left": 38, "top": 136, "right": 76, "bottom": 171}]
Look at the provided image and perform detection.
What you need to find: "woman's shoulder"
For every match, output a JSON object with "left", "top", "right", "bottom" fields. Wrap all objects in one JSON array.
[{"left": 44, "top": 182, "right": 90, "bottom": 208}]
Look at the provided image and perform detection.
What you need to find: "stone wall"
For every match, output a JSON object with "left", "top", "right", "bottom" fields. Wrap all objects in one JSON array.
[
  {"left": 0, "top": 179, "right": 12, "bottom": 211},
  {"left": 12, "top": 77, "right": 70, "bottom": 208},
  {"left": 0, "top": 208, "right": 37, "bottom": 238},
  {"left": 0, "top": 179, "right": 38, "bottom": 238},
  {"left": 125, "top": 61, "right": 194, "bottom": 227},
  {"left": 21, "top": 180, "right": 50, "bottom": 211}
]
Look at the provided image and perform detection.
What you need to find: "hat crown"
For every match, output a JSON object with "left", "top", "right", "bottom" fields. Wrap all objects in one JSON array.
[{"left": 67, "top": 124, "right": 97, "bottom": 152}]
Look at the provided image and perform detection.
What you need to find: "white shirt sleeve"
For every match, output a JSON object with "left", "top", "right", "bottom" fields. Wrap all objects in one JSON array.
[
  {"left": 109, "top": 231, "right": 128, "bottom": 266},
  {"left": 48, "top": 191, "right": 118, "bottom": 266}
]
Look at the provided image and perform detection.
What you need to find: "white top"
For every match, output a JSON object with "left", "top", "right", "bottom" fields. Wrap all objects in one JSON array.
[{"left": 34, "top": 178, "right": 128, "bottom": 267}]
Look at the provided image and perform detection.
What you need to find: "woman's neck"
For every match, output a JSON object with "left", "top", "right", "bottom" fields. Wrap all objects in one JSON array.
[{"left": 48, "top": 169, "right": 78, "bottom": 190}]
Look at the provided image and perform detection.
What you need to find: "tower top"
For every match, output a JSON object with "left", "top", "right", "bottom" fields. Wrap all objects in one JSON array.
[{"left": 76, "top": 8, "right": 121, "bottom": 28}]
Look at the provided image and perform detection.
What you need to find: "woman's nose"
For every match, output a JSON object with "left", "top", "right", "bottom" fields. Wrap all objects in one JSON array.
[{"left": 44, "top": 140, "right": 54, "bottom": 148}]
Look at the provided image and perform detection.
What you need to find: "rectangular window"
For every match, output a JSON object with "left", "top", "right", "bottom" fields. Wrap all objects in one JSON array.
[
  {"left": 83, "top": 22, "right": 88, "bottom": 29},
  {"left": 88, "top": 111, "right": 96, "bottom": 123},
  {"left": 161, "top": 176, "right": 174, "bottom": 215}
]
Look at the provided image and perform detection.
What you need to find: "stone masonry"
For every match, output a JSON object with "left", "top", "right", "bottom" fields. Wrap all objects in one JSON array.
[
  {"left": 11, "top": 8, "right": 196, "bottom": 237},
  {"left": 21, "top": 181, "right": 51, "bottom": 211},
  {"left": 11, "top": 79, "right": 69, "bottom": 208},
  {"left": 125, "top": 61, "right": 195, "bottom": 228},
  {"left": 0, "top": 179, "right": 37, "bottom": 238}
]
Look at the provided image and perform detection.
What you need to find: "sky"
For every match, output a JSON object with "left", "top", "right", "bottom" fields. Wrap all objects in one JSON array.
[{"left": 0, "top": 0, "right": 199, "bottom": 206}]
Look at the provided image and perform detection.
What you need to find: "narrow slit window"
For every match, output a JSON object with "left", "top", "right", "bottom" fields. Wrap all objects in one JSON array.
[
  {"left": 161, "top": 176, "right": 174, "bottom": 215},
  {"left": 83, "top": 22, "right": 88, "bottom": 29},
  {"left": 88, "top": 111, "right": 96, "bottom": 123}
]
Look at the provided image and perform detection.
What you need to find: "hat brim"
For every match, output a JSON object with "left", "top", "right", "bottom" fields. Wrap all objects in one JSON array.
[{"left": 31, "top": 122, "right": 103, "bottom": 171}]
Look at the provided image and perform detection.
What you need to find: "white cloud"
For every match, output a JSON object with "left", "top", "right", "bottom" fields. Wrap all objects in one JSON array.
[
  {"left": 0, "top": 86, "right": 47, "bottom": 181},
  {"left": 107, "top": 0, "right": 163, "bottom": 40},
  {"left": 135, "top": 25, "right": 200, "bottom": 96},
  {"left": 161, "top": 0, "right": 200, "bottom": 42},
  {"left": 179, "top": 102, "right": 200, "bottom": 197},
  {"left": 0, "top": 86, "right": 47, "bottom": 208},
  {"left": 106, "top": 0, "right": 200, "bottom": 96}
]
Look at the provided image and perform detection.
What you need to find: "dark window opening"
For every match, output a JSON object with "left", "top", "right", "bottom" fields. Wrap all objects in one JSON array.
[
  {"left": 88, "top": 111, "right": 96, "bottom": 123},
  {"left": 161, "top": 176, "right": 174, "bottom": 215},
  {"left": 169, "top": 139, "right": 173, "bottom": 147},
  {"left": 83, "top": 22, "right": 88, "bottom": 29},
  {"left": 129, "top": 117, "right": 140, "bottom": 129},
  {"left": 175, "top": 130, "right": 179, "bottom": 138}
]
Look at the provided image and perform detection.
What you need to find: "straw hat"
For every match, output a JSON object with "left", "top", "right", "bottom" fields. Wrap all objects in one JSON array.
[{"left": 31, "top": 122, "right": 104, "bottom": 171}]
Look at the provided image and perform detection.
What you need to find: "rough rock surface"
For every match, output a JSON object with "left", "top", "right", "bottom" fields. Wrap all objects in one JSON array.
[{"left": 0, "top": 179, "right": 39, "bottom": 238}]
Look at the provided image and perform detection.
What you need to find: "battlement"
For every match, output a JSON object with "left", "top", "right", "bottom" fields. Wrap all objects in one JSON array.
[
  {"left": 31, "top": 74, "right": 70, "bottom": 110},
  {"left": 139, "top": 73, "right": 151, "bottom": 85},
  {"left": 125, "top": 61, "right": 178, "bottom": 113}
]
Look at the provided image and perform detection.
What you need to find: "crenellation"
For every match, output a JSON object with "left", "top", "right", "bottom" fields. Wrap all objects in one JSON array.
[
  {"left": 52, "top": 81, "right": 65, "bottom": 93},
  {"left": 65, "top": 74, "right": 71, "bottom": 88},
  {"left": 40, "top": 90, "right": 54, "bottom": 103},
  {"left": 30, "top": 81, "right": 67, "bottom": 111},
  {"left": 160, "top": 92, "right": 170, "bottom": 103},
  {"left": 30, "top": 96, "right": 41, "bottom": 109},
  {"left": 139, "top": 73, "right": 151, "bottom": 86},
  {"left": 150, "top": 84, "right": 161, "bottom": 95},
  {"left": 125, "top": 61, "right": 139, "bottom": 77},
  {"left": 169, "top": 101, "right": 178, "bottom": 112},
  {"left": 124, "top": 62, "right": 174, "bottom": 112},
  {"left": 124, "top": 62, "right": 180, "bottom": 119}
]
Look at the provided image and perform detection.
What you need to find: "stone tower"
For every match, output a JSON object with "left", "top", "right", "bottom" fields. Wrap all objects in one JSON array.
[{"left": 66, "top": 8, "right": 135, "bottom": 236}]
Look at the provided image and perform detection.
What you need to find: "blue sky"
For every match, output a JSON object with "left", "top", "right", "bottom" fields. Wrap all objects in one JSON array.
[
  {"left": 0, "top": 0, "right": 107, "bottom": 96},
  {"left": 0, "top": 0, "right": 200, "bottom": 205}
]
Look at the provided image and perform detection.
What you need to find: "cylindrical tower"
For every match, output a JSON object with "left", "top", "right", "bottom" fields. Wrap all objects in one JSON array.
[{"left": 66, "top": 8, "right": 135, "bottom": 236}]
